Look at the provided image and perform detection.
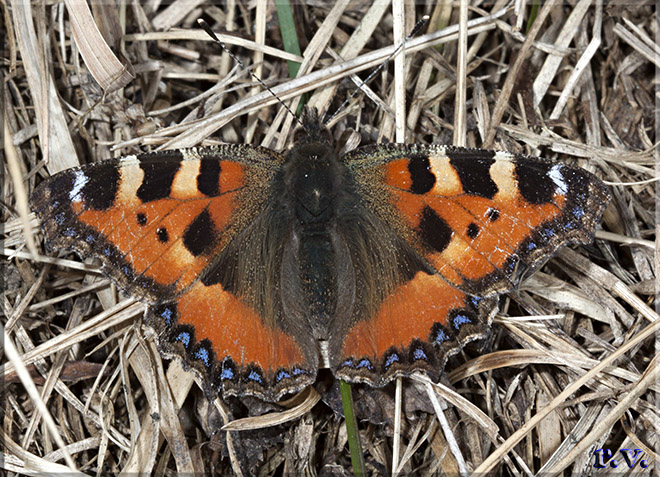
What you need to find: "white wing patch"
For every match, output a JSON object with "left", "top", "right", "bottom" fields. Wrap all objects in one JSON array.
[
  {"left": 548, "top": 164, "right": 568, "bottom": 194},
  {"left": 69, "top": 170, "right": 89, "bottom": 202}
]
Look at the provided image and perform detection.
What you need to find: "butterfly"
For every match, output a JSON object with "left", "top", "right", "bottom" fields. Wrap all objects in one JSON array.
[{"left": 30, "top": 107, "right": 610, "bottom": 401}]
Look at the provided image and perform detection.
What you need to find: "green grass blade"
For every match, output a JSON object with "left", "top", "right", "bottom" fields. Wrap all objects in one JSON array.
[
  {"left": 340, "top": 379, "right": 366, "bottom": 476},
  {"left": 274, "top": 0, "right": 302, "bottom": 78},
  {"left": 526, "top": 0, "right": 541, "bottom": 34}
]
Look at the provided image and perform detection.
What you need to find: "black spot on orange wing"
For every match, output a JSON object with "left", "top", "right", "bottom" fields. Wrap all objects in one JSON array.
[
  {"left": 449, "top": 151, "right": 497, "bottom": 199},
  {"left": 466, "top": 222, "right": 480, "bottom": 239},
  {"left": 486, "top": 208, "right": 500, "bottom": 222},
  {"left": 418, "top": 206, "right": 453, "bottom": 253},
  {"left": 197, "top": 159, "right": 221, "bottom": 197},
  {"left": 136, "top": 212, "right": 147, "bottom": 225},
  {"left": 183, "top": 209, "right": 216, "bottom": 256},
  {"left": 408, "top": 156, "right": 435, "bottom": 194},
  {"left": 156, "top": 227, "right": 169, "bottom": 243},
  {"left": 515, "top": 160, "right": 555, "bottom": 204},
  {"left": 137, "top": 155, "right": 182, "bottom": 203}
]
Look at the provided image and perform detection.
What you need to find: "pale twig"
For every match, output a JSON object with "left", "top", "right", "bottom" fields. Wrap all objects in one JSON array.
[
  {"left": 3, "top": 324, "right": 79, "bottom": 471},
  {"left": 453, "top": 0, "right": 469, "bottom": 147}
]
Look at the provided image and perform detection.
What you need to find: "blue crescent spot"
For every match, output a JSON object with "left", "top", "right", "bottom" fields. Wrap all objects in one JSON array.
[
  {"left": 123, "top": 266, "right": 132, "bottom": 277},
  {"left": 527, "top": 241, "right": 537, "bottom": 251},
  {"left": 54, "top": 212, "right": 66, "bottom": 225},
  {"left": 160, "top": 307, "right": 173, "bottom": 324},
  {"left": 453, "top": 313, "right": 472, "bottom": 329},
  {"left": 247, "top": 370, "right": 263, "bottom": 383},
  {"left": 194, "top": 348, "right": 210, "bottom": 366},
  {"left": 356, "top": 358, "right": 373, "bottom": 370},
  {"left": 160, "top": 307, "right": 172, "bottom": 319},
  {"left": 85, "top": 234, "right": 95, "bottom": 243},
  {"left": 434, "top": 329, "right": 449, "bottom": 344},
  {"left": 63, "top": 228, "right": 76, "bottom": 237},
  {"left": 572, "top": 206, "right": 585, "bottom": 219},
  {"left": 221, "top": 367, "right": 234, "bottom": 380},
  {"left": 341, "top": 359, "right": 354, "bottom": 368},
  {"left": 542, "top": 228, "right": 555, "bottom": 238},
  {"left": 292, "top": 367, "right": 306, "bottom": 376},
  {"left": 384, "top": 353, "right": 400, "bottom": 368},
  {"left": 176, "top": 332, "right": 190, "bottom": 347},
  {"left": 470, "top": 296, "right": 482, "bottom": 307},
  {"left": 276, "top": 370, "right": 291, "bottom": 382},
  {"left": 103, "top": 247, "right": 113, "bottom": 256},
  {"left": 412, "top": 348, "right": 427, "bottom": 361}
]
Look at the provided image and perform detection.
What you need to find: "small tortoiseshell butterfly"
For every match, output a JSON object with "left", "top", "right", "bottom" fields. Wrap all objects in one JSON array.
[{"left": 30, "top": 108, "right": 610, "bottom": 401}]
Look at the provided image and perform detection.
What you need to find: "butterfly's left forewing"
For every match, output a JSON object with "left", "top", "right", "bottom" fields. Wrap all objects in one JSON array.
[{"left": 32, "top": 148, "right": 278, "bottom": 299}]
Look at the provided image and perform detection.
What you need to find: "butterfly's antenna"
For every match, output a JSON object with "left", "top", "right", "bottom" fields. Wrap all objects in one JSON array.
[
  {"left": 324, "top": 15, "right": 429, "bottom": 128},
  {"left": 197, "top": 19, "right": 305, "bottom": 130}
]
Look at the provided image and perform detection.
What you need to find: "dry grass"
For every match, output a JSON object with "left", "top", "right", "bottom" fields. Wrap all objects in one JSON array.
[{"left": 2, "top": 1, "right": 658, "bottom": 475}]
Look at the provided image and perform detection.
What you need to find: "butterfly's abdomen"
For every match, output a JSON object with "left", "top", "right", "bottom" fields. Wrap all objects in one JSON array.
[{"left": 298, "top": 231, "right": 338, "bottom": 322}]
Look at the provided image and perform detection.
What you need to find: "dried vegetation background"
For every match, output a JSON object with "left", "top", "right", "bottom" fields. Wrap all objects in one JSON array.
[{"left": 2, "top": 0, "right": 658, "bottom": 475}]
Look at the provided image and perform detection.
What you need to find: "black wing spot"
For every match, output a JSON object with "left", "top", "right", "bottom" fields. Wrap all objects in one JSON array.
[
  {"left": 515, "top": 160, "right": 555, "bottom": 204},
  {"left": 156, "top": 227, "right": 169, "bottom": 243},
  {"left": 408, "top": 156, "right": 435, "bottom": 194},
  {"left": 449, "top": 153, "right": 497, "bottom": 199},
  {"left": 136, "top": 212, "right": 147, "bottom": 225},
  {"left": 137, "top": 158, "right": 181, "bottom": 203},
  {"left": 419, "top": 206, "right": 453, "bottom": 253},
  {"left": 486, "top": 208, "right": 500, "bottom": 222},
  {"left": 466, "top": 222, "right": 480, "bottom": 240},
  {"left": 183, "top": 209, "right": 216, "bottom": 256},
  {"left": 197, "top": 159, "right": 221, "bottom": 197}
]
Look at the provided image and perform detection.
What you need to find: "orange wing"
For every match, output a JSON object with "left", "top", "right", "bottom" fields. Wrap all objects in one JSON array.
[
  {"left": 31, "top": 146, "right": 316, "bottom": 400},
  {"left": 332, "top": 145, "right": 609, "bottom": 385}
]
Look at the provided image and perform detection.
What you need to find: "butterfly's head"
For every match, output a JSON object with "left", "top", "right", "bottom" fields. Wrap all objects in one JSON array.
[{"left": 293, "top": 107, "right": 332, "bottom": 146}]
